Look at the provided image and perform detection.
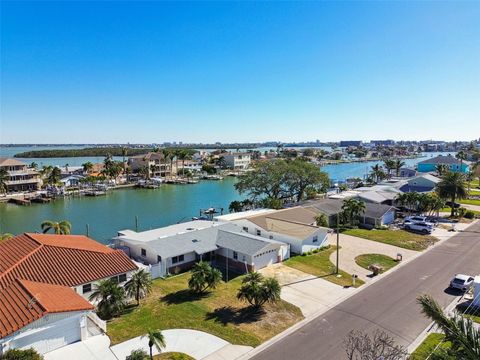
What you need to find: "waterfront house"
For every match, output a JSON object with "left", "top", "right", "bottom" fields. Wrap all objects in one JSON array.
[
  {"left": 223, "top": 152, "right": 252, "bottom": 170},
  {"left": 303, "top": 199, "right": 396, "bottom": 228},
  {"left": 398, "top": 167, "right": 417, "bottom": 178},
  {"left": 128, "top": 152, "right": 177, "bottom": 178},
  {"left": 0, "top": 233, "right": 137, "bottom": 355},
  {"left": 417, "top": 155, "right": 470, "bottom": 173},
  {"left": 0, "top": 158, "right": 41, "bottom": 193},
  {"left": 216, "top": 207, "right": 330, "bottom": 254},
  {"left": 113, "top": 220, "right": 289, "bottom": 277}
]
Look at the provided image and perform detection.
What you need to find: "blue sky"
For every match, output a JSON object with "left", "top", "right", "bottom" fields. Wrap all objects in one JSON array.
[{"left": 1, "top": 1, "right": 479, "bottom": 144}]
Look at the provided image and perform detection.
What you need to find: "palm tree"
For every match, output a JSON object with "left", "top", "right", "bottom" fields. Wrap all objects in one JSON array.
[
  {"left": 142, "top": 330, "right": 166, "bottom": 360},
  {"left": 341, "top": 198, "right": 366, "bottom": 226},
  {"left": 0, "top": 167, "right": 8, "bottom": 194},
  {"left": 383, "top": 159, "right": 395, "bottom": 177},
  {"left": 82, "top": 162, "right": 94, "bottom": 174},
  {"left": 436, "top": 164, "right": 450, "bottom": 176},
  {"left": 89, "top": 278, "right": 126, "bottom": 319},
  {"left": 237, "top": 272, "right": 281, "bottom": 308},
  {"left": 456, "top": 150, "right": 467, "bottom": 168},
  {"left": 125, "top": 269, "right": 152, "bottom": 305},
  {"left": 29, "top": 162, "right": 38, "bottom": 170},
  {"left": 417, "top": 294, "right": 480, "bottom": 359},
  {"left": 370, "top": 164, "right": 385, "bottom": 183},
  {"left": 188, "top": 261, "right": 222, "bottom": 294},
  {"left": 122, "top": 147, "right": 128, "bottom": 173},
  {"left": 314, "top": 213, "right": 329, "bottom": 227},
  {"left": 393, "top": 159, "right": 405, "bottom": 177},
  {"left": 47, "top": 167, "right": 62, "bottom": 185},
  {"left": 436, "top": 172, "right": 467, "bottom": 216},
  {"left": 41, "top": 220, "right": 71, "bottom": 235}
]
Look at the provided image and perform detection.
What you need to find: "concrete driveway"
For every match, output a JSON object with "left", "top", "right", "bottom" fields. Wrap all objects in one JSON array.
[
  {"left": 326, "top": 233, "right": 418, "bottom": 281},
  {"left": 259, "top": 264, "right": 355, "bottom": 317},
  {"left": 44, "top": 335, "right": 116, "bottom": 360}
]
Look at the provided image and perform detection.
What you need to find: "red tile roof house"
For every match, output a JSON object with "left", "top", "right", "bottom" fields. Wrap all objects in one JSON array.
[{"left": 0, "top": 233, "right": 137, "bottom": 355}]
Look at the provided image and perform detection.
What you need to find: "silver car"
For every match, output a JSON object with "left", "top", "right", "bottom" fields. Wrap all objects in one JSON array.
[{"left": 450, "top": 274, "right": 474, "bottom": 291}]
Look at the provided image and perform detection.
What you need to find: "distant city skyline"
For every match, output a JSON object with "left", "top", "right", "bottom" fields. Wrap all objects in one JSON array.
[{"left": 1, "top": 1, "right": 479, "bottom": 143}]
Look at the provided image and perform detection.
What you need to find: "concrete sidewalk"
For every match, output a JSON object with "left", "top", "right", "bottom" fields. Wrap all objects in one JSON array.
[{"left": 110, "top": 329, "right": 232, "bottom": 359}]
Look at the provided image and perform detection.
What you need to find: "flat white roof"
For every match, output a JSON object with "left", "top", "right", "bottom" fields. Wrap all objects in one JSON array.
[
  {"left": 328, "top": 190, "right": 361, "bottom": 199},
  {"left": 117, "top": 220, "right": 221, "bottom": 242},
  {"left": 215, "top": 208, "right": 277, "bottom": 221}
]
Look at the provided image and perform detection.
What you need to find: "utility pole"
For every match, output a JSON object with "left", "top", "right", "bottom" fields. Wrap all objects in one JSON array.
[
  {"left": 135, "top": 215, "right": 139, "bottom": 232},
  {"left": 336, "top": 213, "right": 340, "bottom": 275},
  {"left": 86, "top": 224, "right": 90, "bottom": 237}
]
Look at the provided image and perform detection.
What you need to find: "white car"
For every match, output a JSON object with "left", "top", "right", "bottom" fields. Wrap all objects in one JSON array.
[
  {"left": 403, "top": 220, "right": 433, "bottom": 234},
  {"left": 450, "top": 274, "right": 475, "bottom": 291}
]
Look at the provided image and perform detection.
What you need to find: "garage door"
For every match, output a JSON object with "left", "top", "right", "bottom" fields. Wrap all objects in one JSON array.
[
  {"left": 253, "top": 250, "right": 278, "bottom": 270},
  {"left": 10, "top": 316, "right": 81, "bottom": 354}
]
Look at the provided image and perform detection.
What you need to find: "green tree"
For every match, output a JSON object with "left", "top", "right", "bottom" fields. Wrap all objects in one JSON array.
[
  {"left": 1, "top": 348, "right": 43, "bottom": 360},
  {"left": 82, "top": 161, "right": 94, "bottom": 174},
  {"left": 0, "top": 233, "right": 13, "bottom": 241},
  {"left": 456, "top": 150, "right": 467, "bottom": 167},
  {"left": 436, "top": 172, "right": 467, "bottom": 216},
  {"left": 47, "top": 167, "right": 62, "bottom": 185},
  {"left": 417, "top": 294, "right": 480, "bottom": 359},
  {"left": 41, "top": 220, "right": 71, "bottom": 235},
  {"left": 126, "top": 349, "right": 148, "bottom": 360},
  {"left": 237, "top": 272, "right": 281, "bottom": 308},
  {"left": 383, "top": 159, "right": 395, "bottom": 177},
  {"left": 315, "top": 213, "right": 329, "bottom": 227},
  {"left": 396, "top": 192, "right": 420, "bottom": 215},
  {"left": 29, "top": 162, "right": 38, "bottom": 170},
  {"left": 229, "top": 200, "right": 243, "bottom": 213},
  {"left": 393, "top": 159, "right": 406, "bottom": 177},
  {"left": 125, "top": 269, "right": 152, "bottom": 305},
  {"left": 235, "top": 159, "right": 329, "bottom": 204},
  {"left": 436, "top": 164, "right": 450, "bottom": 176},
  {"left": 0, "top": 167, "right": 8, "bottom": 194},
  {"left": 89, "top": 278, "right": 126, "bottom": 319},
  {"left": 188, "top": 261, "right": 222, "bottom": 294},
  {"left": 142, "top": 330, "right": 166, "bottom": 360},
  {"left": 341, "top": 198, "right": 366, "bottom": 226},
  {"left": 370, "top": 164, "right": 386, "bottom": 183}
]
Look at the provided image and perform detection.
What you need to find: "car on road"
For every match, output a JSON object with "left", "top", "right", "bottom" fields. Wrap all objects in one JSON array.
[
  {"left": 403, "top": 220, "right": 433, "bottom": 234},
  {"left": 445, "top": 201, "right": 461, "bottom": 209},
  {"left": 449, "top": 274, "right": 475, "bottom": 291}
]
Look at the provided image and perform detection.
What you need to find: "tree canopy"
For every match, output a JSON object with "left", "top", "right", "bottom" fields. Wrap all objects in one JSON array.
[{"left": 234, "top": 159, "right": 329, "bottom": 203}]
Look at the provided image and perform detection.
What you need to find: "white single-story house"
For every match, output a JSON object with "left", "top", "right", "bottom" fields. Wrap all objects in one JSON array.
[
  {"left": 113, "top": 221, "right": 289, "bottom": 277},
  {"left": 0, "top": 233, "right": 138, "bottom": 355},
  {"left": 215, "top": 207, "right": 330, "bottom": 254},
  {"left": 473, "top": 276, "right": 480, "bottom": 308},
  {"left": 60, "top": 175, "right": 85, "bottom": 187}
]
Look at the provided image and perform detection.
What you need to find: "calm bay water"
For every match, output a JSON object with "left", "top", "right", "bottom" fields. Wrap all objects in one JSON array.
[
  {"left": 0, "top": 177, "right": 243, "bottom": 243},
  {"left": 0, "top": 146, "right": 452, "bottom": 243}
]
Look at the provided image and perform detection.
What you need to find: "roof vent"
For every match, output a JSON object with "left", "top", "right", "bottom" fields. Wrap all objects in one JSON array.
[
  {"left": 186, "top": 228, "right": 195, "bottom": 231},
  {"left": 192, "top": 239, "right": 199, "bottom": 243}
]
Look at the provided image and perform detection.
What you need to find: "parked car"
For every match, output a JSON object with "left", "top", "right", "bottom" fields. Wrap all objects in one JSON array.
[
  {"left": 405, "top": 216, "right": 428, "bottom": 223},
  {"left": 449, "top": 274, "right": 475, "bottom": 291},
  {"left": 403, "top": 220, "right": 433, "bottom": 234}
]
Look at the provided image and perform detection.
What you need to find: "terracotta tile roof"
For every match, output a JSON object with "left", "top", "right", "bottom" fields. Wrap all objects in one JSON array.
[
  {"left": 0, "top": 279, "right": 93, "bottom": 338},
  {"left": 0, "top": 233, "right": 138, "bottom": 290}
]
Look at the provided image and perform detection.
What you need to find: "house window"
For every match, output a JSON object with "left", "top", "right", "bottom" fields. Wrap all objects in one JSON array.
[
  {"left": 179, "top": 255, "right": 184, "bottom": 262},
  {"left": 141, "top": 248, "right": 147, "bottom": 257},
  {"left": 119, "top": 273, "right": 127, "bottom": 282},
  {"left": 157, "top": 255, "right": 162, "bottom": 263},
  {"left": 233, "top": 251, "right": 238, "bottom": 260},
  {"left": 111, "top": 276, "right": 119, "bottom": 283},
  {"left": 82, "top": 283, "right": 92, "bottom": 294},
  {"left": 242, "top": 226, "right": 248, "bottom": 232},
  {"left": 313, "top": 235, "right": 318, "bottom": 243},
  {"left": 172, "top": 256, "right": 178, "bottom": 264},
  {"left": 256, "top": 230, "right": 261, "bottom": 236}
]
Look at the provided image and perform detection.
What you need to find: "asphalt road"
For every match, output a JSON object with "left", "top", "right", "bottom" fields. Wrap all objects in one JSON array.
[{"left": 252, "top": 221, "right": 480, "bottom": 360}]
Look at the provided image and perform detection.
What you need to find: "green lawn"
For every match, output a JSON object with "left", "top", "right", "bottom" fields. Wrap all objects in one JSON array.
[
  {"left": 410, "top": 333, "right": 449, "bottom": 360},
  {"left": 468, "top": 189, "right": 480, "bottom": 196},
  {"left": 107, "top": 273, "right": 303, "bottom": 347},
  {"left": 154, "top": 353, "right": 194, "bottom": 360},
  {"left": 283, "top": 246, "right": 364, "bottom": 287},
  {"left": 343, "top": 229, "right": 437, "bottom": 251},
  {"left": 459, "top": 198, "right": 480, "bottom": 206},
  {"left": 354, "top": 254, "right": 398, "bottom": 273}
]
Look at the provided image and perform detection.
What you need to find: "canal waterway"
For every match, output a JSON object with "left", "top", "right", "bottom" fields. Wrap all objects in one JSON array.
[{"left": 0, "top": 146, "right": 452, "bottom": 243}]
